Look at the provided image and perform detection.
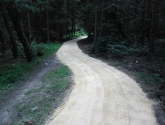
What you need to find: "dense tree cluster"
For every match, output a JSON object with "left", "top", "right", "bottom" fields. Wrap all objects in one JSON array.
[
  {"left": 0, "top": 0, "right": 79, "bottom": 62},
  {"left": 0, "top": 0, "right": 165, "bottom": 62},
  {"left": 79, "top": 0, "right": 165, "bottom": 55}
]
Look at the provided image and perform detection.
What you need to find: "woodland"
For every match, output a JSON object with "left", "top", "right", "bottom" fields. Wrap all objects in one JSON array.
[
  {"left": 0, "top": 0, "right": 165, "bottom": 61},
  {"left": 0, "top": 0, "right": 165, "bottom": 124}
]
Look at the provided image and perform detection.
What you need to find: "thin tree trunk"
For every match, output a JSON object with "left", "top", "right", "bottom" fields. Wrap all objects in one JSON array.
[
  {"left": 99, "top": 8, "right": 103, "bottom": 38},
  {"left": 6, "top": 3, "right": 33, "bottom": 62},
  {"left": 112, "top": 12, "right": 126, "bottom": 39},
  {"left": 145, "top": 0, "right": 151, "bottom": 38},
  {"left": 149, "top": 0, "right": 156, "bottom": 53},
  {"left": 60, "top": 25, "right": 63, "bottom": 40},
  {"left": 59, "top": 3, "right": 63, "bottom": 40},
  {"left": 73, "top": 18, "right": 76, "bottom": 36},
  {"left": 140, "top": 0, "right": 147, "bottom": 45},
  {"left": 94, "top": 2, "right": 97, "bottom": 42},
  {"left": 66, "top": 0, "right": 70, "bottom": 37},
  {"left": 0, "top": 1, "right": 18, "bottom": 58},
  {"left": 71, "top": 8, "right": 74, "bottom": 36},
  {"left": 0, "top": 29, "right": 5, "bottom": 58},
  {"left": 87, "top": 0, "right": 92, "bottom": 42},
  {"left": 27, "top": 12, "right": 31, "bottom": 43},
  {"left": 47, "top": 8, "right": 49, "bottom": 42}
]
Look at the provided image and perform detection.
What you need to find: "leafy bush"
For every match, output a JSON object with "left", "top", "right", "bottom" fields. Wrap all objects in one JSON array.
[
  {"left": 90, "top": 37, "right": 109, "bottom": 54},
  {"left": 31, "top": 40, "right": 43, "bottom": 56},
  {"left": 64, "top": 29, "right": 87, "bottom": 39},
  {"left": 90, "top": 35, "right": 149, "bottom": 56},
  {"left": 108, "top": 43, "right": 149, "bottom": 56},
  {"left": 75, "top": 29, "right": 87, "bottom": 36},
  {"left": 136, "top": 72, "right": 163, "bottom": 85},
  {"left": 90, "top": 35, "right": 123, "bottom": 54},
  {"left": 0, "top": 63, "right": 32, "bottom": 90}
]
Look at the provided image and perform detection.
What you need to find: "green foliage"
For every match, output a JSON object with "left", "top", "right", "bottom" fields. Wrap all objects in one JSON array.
[
  {"left": 25, "top": 86, "right": 44, "bottom": 95},
  {"left": 17, "top": 45, "right": 24, "bottom": 56},
  {"left": 90, "top": 37, "right": 109, "bottom": 54},
  {"left": 0, "top": 63, "right": 33, "bottom": 91},
  {"left": 14, "top": 65, "right": 71, "bottom": 124},
  {"left": 14, "top": 0, "right": 49, "bottom": 12},
  {"left": 136, "top": 72, "right": 163, "bottom": 85},
  {"left": 75, "top": 29, "right": 87, "bottom": 36},
  {"left": 41, "top": 42, "right": 61, "bottom": 58},
  {"left": 0, "top": 42, "right": 61, "bottom": 92},
  {"left": 90, "top": 35, "right": 123, "bottom": 54},
  {"left": 43, "top": 65, "right": 71, "bottom": 91},
  {"left": 30, "top": 40, "right": 44, "bottom": 56},
  {"left": 64, "top": 29, "right": 87, "bottom": 39},
  {"left": 108, "top": 43, "right": 149, "bottom": 56},
  {"left": 154, "top": 39, "right": 165, "bottom": 57},
  {"left": 90, "top": 35, "right": 149, "bottom": 56}
]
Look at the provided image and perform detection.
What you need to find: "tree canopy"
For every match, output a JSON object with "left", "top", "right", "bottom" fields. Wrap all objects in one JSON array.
[{"left": 0, "top": 0, "right": 165, "bottom": 61}]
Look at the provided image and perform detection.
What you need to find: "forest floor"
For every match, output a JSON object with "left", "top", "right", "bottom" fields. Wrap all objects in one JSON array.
[
  {"left": 77, "top": 38, "right": 165, "bottom": 125},
  {"left": 0, "top": 53, "right": 73, "bottom": 125}
]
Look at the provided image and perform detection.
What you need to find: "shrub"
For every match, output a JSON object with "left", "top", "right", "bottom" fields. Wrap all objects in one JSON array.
[
  {"left": 90, "top": 35, "right": 123, "bottom": 54},
  {"left": 90, "top": 35, "right": 149, "bottom": 56}
]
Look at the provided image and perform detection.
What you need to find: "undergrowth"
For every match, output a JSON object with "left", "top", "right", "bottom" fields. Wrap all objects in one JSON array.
[
  {"left": 136, "top": 72, "right": 163, "bottom": 85},
  {"left": 64, "top": 29, "right": 87, "bottom": 39},
  {"left": 90, "top": 36, "right": 149, "bottom": 56},
  {"left": 0, "top": 42, "right": 61, "bottom": 92}
]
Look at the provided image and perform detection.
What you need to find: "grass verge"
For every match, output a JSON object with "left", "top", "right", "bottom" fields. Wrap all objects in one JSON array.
[
  {"left": 135, "top": 72, "right": 163, "bottom": 85},
  {"left": 14, "top": 65, "right": 72, "bottom": 125},
  {"left": 0, "top": 42, "right": 61, "bottom": 92}
]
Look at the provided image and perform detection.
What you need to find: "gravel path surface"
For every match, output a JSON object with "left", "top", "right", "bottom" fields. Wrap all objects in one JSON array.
[{"left": 47, "top": 37, "right": 157, "bottom": 125}]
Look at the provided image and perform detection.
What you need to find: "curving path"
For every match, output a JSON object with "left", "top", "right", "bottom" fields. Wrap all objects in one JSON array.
[{"left": 47, "top": 37, "right": 158, "bottom": 125}]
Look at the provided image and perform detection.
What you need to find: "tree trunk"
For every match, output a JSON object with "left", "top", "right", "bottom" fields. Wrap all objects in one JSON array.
[
  {"left": 112, "top": 12, "right": 126, "bottom": 39},
  {"left": 6, "top": 3, "right": 33, "bottom": 62},
  {"left": 149, "top": 0, "right": 156, "bottom": 53},
  {"left": 27, "top": 12, "right": 31, "bottom": 43},
  {"left": 71, "top": 8, "right": 74, "bottom": 37},
  {"left": 139, "top": 0, "right": 147, "bottom": 45},
  {"left": 47, "top": 8, "right": 49, "bottom": 42},
  {"left": 0, "top": 29, "right": 5, "bottom": 58},
  {"left": 87, "top": 0, "right": 93, "bottom": 42},
  {"left": 74, "top": 19, "right": 76, "bottom": 35},
  {"left": 66, "top": 0, "right": 70, "bottom": 37},
  {"left": 0, "top": 1, "right": 19, "bottom": 58},
  {"left": 58, "top": 3, "right": 63, "bottom": 40},
  {"left": 99, "top": 8, "right": 103, "bottom": 38},
  {"left": 94, "top": 1, "right": 97, "bottom": 42}
]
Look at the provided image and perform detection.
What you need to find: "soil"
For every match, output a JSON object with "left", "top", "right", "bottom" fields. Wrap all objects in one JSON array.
[
  {"left": 77, "top": 38, "right": 165, "bottom": 125},
  {"left": 0, "top": 53, "right": 73, "bottom": 125}
]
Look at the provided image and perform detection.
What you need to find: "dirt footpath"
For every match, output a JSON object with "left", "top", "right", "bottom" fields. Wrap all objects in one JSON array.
[{"left": 47, "top": 37, "right": 158, "bottom": 125}]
